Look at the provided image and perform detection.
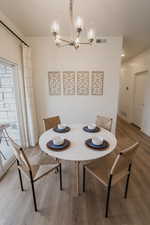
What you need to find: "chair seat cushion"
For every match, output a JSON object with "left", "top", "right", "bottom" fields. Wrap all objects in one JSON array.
[
  {"left": 29, "top": 151, "right": 57, "bottom": 165},
  {"left": 86, "top": 153, "right": 115, "bottom": 186},
  {"left": 19, "top": 151, "right": 59, "bottom": 181},
  {"left": 18, "top": 164, "right": 39, "bottom": 180},
  {"left": 86, "top": 152, "right": 129, "bottom": 186},
  {"left": 33, "top": 163, "right": 59, "bottom": 181}
]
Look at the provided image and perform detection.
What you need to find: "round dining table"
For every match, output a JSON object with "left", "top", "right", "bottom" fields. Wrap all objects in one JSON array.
[{"left": 39, "top": 123, "right": 117, "bottom": 195}]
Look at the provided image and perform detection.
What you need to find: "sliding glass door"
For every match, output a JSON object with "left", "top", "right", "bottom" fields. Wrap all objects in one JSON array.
[{"left": 0, "top": 59, "right": 21, "bottom": 177}]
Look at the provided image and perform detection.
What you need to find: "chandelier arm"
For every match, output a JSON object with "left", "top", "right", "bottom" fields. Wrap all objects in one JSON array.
[
  {"left": 80, "top": 42, "right": 91, "bottom": 45},
  {"left": 59, "top": 38, "right": 72, "bottom": 43},
  {"left": 70, "top": 0, "right": 73, "bottom": 25},
  {"left": 59, "top": 43, "right": 71, "bottom": 48}
]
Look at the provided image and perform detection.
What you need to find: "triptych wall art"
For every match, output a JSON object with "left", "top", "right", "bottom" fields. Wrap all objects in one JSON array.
[{"left": 48, "top": 71, "right": 104, "bottom": 96}]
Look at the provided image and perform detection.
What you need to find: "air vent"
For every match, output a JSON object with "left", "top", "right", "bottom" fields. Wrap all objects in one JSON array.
[{"left": 96, "top": 38, "right": 107, "bottom": 44}]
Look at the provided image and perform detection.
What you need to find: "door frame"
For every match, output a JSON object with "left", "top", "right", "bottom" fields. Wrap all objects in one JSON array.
[
  {"left": 0, "top": 57, "right": 25, "bottom": 145},
  {"left": 132, "top": 70, "right": 148, "bottom": 129},
  {"left": 0, "top": 58, "right": 24, "bottom": 177}
]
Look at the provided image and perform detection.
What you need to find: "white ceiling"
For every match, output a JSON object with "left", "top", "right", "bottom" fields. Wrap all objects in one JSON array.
[{"left": 0, "top": 0, "right": 150, "bottom": 61}]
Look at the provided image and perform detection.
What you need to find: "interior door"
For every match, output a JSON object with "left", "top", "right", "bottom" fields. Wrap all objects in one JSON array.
[{"left": 133, "top": 72, "right": 147, "bottom": 128}]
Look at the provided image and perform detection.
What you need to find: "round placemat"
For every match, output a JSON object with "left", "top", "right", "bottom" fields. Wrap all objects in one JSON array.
[
  {"left": 53, "top": 126, "right": 71, "bottom": 133},
  {"left": 83, "top": 126, "right": 100, "bottom": 133},
  {"left": 85, "top": 138, "right": 109, "bottom": 150},
  {"left": 47, "top": 139, "right": 70, "bottom": 151}
]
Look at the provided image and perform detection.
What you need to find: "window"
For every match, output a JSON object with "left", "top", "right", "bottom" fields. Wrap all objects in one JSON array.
[{"left": 0, "top": 60, "right": 20, "bottom": 169}]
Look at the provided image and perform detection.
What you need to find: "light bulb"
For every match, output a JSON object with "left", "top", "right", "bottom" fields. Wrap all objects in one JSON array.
[
  {"left": 51, "top": 21, "right": 60, "bottom": 35},
  {"left": 75, "top": 37, "right": 80, "bottom": 44},
  {"left": 87, "top": 29, "right": 95, "bottom": 42},
  {"left": 75, "top": 17, "right": 83, "bottom": 30},
  {"left": 74, "top": 38, "right": 80, "bottom": 49}
]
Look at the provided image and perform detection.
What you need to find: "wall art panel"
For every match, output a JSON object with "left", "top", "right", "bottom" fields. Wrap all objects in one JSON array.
[
  {"left": 48, "top": 72, "right": 61, "bottom": 95},
  {"left": 77, "top": 71, "right": 89, "bottom": 95},
  {"left": 91, "top": 71, "right": 104, "bottom": 95},
  {"left": 63, "top": 71, "right": 75, "bottom": 95}
]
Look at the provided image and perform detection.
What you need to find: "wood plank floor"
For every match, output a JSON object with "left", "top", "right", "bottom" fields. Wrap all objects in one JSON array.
[{"left": 0, "top": 117, "right": 150, "bottom": 225}]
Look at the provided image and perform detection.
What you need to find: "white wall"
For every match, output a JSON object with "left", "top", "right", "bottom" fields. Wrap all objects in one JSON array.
[
  {"left": 28, "top": 37, "right": 122, "bottom": 134},
  {"left": 0, "top": 10, "right": 24, "bottom": 64},
  {"left": 119, "top": 49, "right": 150, "bottom": 136}
]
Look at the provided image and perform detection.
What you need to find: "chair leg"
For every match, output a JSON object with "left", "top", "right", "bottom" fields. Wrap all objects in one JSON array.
[
  {"left": 83, "top": 166, "right": 86, "bottom": 192},
  {"left": 55, "top": 158, "right": 59, "bottom": 174},
  {"left": 16, "top": 160, "right": 24, "bottom": 191},
  {"left": 29, "top": 170, "right": 37, "bottom": 212},
  {"left": 59, "top": 164, "right": 62, "bottom": 191},
  {"left": 105, "top": 175, "right": 112, "bottom": 218},
  {"left": 124, "top": 163, "right": 132, "bottom": 199}
]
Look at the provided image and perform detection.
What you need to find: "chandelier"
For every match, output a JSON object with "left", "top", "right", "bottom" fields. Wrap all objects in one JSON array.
[{"left": 51, "top": 0, "right": 106, "bottom": 49}]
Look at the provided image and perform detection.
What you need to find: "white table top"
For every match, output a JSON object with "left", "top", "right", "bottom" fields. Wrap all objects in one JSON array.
[{"left": 39, "top": 124, "right": 117, "bottom": 162}]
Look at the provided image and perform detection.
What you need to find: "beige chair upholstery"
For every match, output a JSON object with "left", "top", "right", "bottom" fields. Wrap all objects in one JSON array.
[
  {"left": 83, "top": 142, "right": 139, "bottom": 217},
  {"left": 8, "top": 136, "right": 62, "bottom": 212},
  {"left": 96, "top": 115, "right": 113, "bottom": 131},
  {"left": 42, "top": 116, "right": 61, "bottom": 162},
  {"left": 43, "top": 116, "right": 61, "bottom": 131}
]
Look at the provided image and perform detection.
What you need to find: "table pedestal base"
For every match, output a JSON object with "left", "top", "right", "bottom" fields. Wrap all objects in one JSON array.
[{"left": 75, "top": 161, "right": 80, "bottom": 195}]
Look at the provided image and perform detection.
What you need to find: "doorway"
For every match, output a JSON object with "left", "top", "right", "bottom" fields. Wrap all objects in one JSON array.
[
  {"left": 133, "top": 71, "right": 148, "bottom": 128},
  {"left": 0, "top": 59, "right": 21, "bottom": 177}
]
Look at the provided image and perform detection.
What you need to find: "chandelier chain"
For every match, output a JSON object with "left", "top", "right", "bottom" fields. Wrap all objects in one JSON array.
[
  {"left": 69, "top": 0, "right": 74, "bottom": 25},
  {"left": 69, "top": 0, "right": 75, "bottom": 39}
]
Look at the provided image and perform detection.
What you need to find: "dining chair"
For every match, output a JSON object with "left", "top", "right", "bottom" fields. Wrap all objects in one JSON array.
[
  {"left": 83, "top": 142, "right": 139, "bottom": 217},
  {"left": 8, "top": 136, "right": 62, "bottom": 212},
  {"left": 43, "top": 116, "right": 61, "bottom": 131},
  {"left": 96, "top": 115, "right": 113, "bottom": 132},
  {"left": 43, "top": 116, "right": 61, "bottom": 164}
]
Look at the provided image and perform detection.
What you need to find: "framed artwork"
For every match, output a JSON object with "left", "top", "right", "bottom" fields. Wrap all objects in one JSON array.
[
  {"left": 77, "top": 71, "right": 89, "bottom": 95},
  {"left": 91, "top": 71, "right": 104, "bottom": 95},
  {"left": 63, "top": 71, "right": 75, "bottom": 95},
  {"left": 48, "top": 72, "right": 61, "bottom": 95}
]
